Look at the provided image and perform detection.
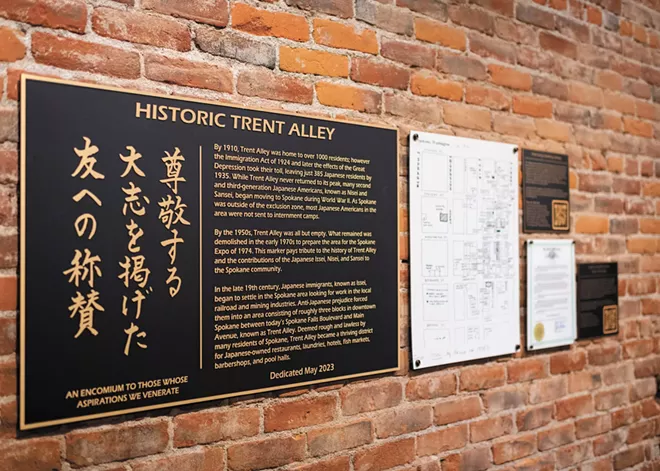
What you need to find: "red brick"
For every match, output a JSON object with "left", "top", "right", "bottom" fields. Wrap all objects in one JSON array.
[
  {"left": 418, "top": 424, "right": 468, "bottom": 455},
  {"left": 493, "top": 115, "right": 536, "bottom": 138},
  {"left": 460, "top": 364, "right": 506, "bottom": 391},
  {"left": 470, "top": 415, "right": 513, "bottom": 442},
  {"left": 0, "top": 359, "right": 16, "bottom": 396},
  {"left": 415, "top": 18, "right": 466, "bottom": 50},
  {"left": 228, "top": 435, "right": 305, "bottom": 471},
  {"left": 628, "top": 277, "right": 656, "bottom": 295},
  {"left": 576, "top": 415, "right": 611, "bottom": 439},
  {"left": 280, "top": 47, "right": 348, "bottom": 77},
  {"left": 397, "top": 0, "right": 448, "bottom": 20},
  {"left": 555, "top": 394, "right": 594, "bottom": 420},
  {"left": 492, "top": 433, "right": 536, "bottom": 464},
  {"left": 356, "top": 0, "right": 413, "bottom": 36},
  {"left": 583, "top": 458, "right": 615, "bottom": 471},
  {"left": 508, "top": 358, "right": 548, "bottom": 383},
  {"left": 0, "top": 0, "right": 86, "bottom": 33},
  {"left": 437, "top": 53, "right": 487, "bottom": 80},
  {"left": 265, "top": 396, "right": 336, "bottom": 432},
  {"left": 132, "top": 447, "right": 225, "bottom": 471},
  {"left": 540, "top": 31, "right": 578, "bottom": 58},
  {"left": 66, "top": 420, "right": 169, "bottom": 466},
  {"left": 613, "top": 445, "right": 645, "bottom": 469},
  {"left": 354, "top": 437, "right": 415, "bottom": 471},
  {"left": 550, "top": 350, "right": 586, "bottom": 374},
  {"left": 144, "top": 54, "right": 232, "bottom": 93},
  {"left": 473, "top": 0, "right": 514, "bottom": 16},
  {"left": 635, "top": 357, "right": 660, "bottom": 377},
  {"left": 351, "top": 57, "right": 410, "bottom": 90},
  {"left": 384, "top": 93, "right": 442, "bottom": 124},
  {"left": 593, "top": 430, "right": 625, "bottom": 455},
  {"left": 555, "top": 441, "right": 590, "bottom": 468},
  {"left": 312, "top": 19, "right": 378, "bottom": 54},
  {"left": 0, "top": 276, "right": 17, "bottom": 312},
  {"left": 624, "top": 339, "right": 655, "bottom": 358},
  {"left": 569, "top": 82, "right": 604, "bottom": 107},
  {"left": 289, "top": 456, "right": 350, "bottom": 471},
  {"left": 411, "top": 72, "right": 463, "bottom": 100},
  {"left": 307, "top": 420, "right": 372, "bottom": 456},
  {"left": 233, "top": 4, "right": 308, "bottom": 42},
  {"left": 624, "top": 117, "right": 653, "bottom": 137},
  {"left": 483, "top": 386, "right": 527, "bottom": 412},
  {"left": 489, "top": 64, "right": 532, "bottom": 90},
  {"left": 630, "top": 377, "right": 656, "bottom": 401},
  {"left": 592, "top": 111, "right": 623, "bottom": 131},
  {"left": 316, "top": 82, "right": 380, "bottom": 113},
  {"left": 442, "top": 447, "right": 492, "bottom": 471},
  {"left": 626, "top": 420, "right": 654, "bottom": 443},
  {"left": 286, "top": 0, "right": 353, "bottom": 18},
  {"left": 470, "top": 32, "right": 516, "bottom": 63},
  {"left": 513, "top": 95, "right": 553, "bottom": 118},
  {"left": 0, "top": 437, "right": 61, "bottom": 470},
  {"left": 516, "top": 3, "right": 555, "bottom": 28},
  {"left": 31, "top": 32, "right": 140, "bottom": 79},
  {"left": 92, "top": 7, "right": 190, "bottom": 51},
  {"left": 588, "top": 344, "right": 621, "bottom": 365},
  {"left": 586, "top": 5, "right": 602, "bottom": 24},
  {"left": 536, "top": 119, "right": 572, "bottom": 141},
  {"left": 448, "top": 5, "right": 494, "bottom": 34},
  {"left": 444, "top": 103, "right": 491, "bottom": 131},
  {"left": 530, "top": 376, "right": 567, "bottom": 404},
  {"left": 434, "top": 396, "right": 482, "bottom": 425},
  {"left": 641, "top": 397, "right": 660, "bottom": 417},
  {"left": 341, "top": 379, "right": 401, "bottom": 415},
  {"left": 381, "top": 38, "right": 434, "bottom": 68},
  {"left": 538, "top": 423, "right": 575, "bottom": 450},
  {"left": 604, "top": 91, "right": 636, "bottom": 114},
  {"left": 238, "top": 69, "right": 312, "bottom": 104},
  {"left": 174, "top": 408, "right": 258, "bottom": 447},
  {"left": 406, "top": 372, "right": 455, "bottom": 400},
  {"left": 143, "top": 0, "right": 228, "bottom": 26},
  {"left": 466, "top": 84, "right": 510, "bottom": 110},
  {"left": 0, "top": 27, "right": 25, "bottom": 62},
  {"left": 641, "top": 219, "right": 660, "bottom": 234},
  {"left": 373, "top": 405, "right": 432, "bottom": 438},
  {"left": 517, "top": 404, "right": 553, "bottom": 430},
  {"left": 575, "top": 215, "right": 609, "bottom": 234}
]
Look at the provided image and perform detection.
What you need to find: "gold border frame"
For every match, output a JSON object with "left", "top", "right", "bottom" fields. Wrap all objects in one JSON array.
[
  {"left": 19, "top": 74, "right": 401, "bottom": 431},
  {"left": 551, "top": 199, "right": 570, "bottom": 231}
]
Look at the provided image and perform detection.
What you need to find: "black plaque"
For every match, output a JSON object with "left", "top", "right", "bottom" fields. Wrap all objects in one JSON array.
[
  {"left": 522, "top": 149, "right": 570, "bottom": 233},
  {"left": 20, "top": 76, "right": 399, "bottom": 430},
  {"left": 577, "top": 263, "right": 619, "bottom": 339}
]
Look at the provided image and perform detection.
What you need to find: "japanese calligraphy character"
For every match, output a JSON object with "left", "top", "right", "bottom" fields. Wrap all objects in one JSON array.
[
  {"left": 72, "top": 137, "right": 105, "bottom": 180},
  {"left": 158, "top": 194, "right": 190, "bottom": 229},
  {"left": 63, "top": 248, "right": 102, "bottom": 288},
  {"left": 161, "top": 228, "right": 184, "bottom": 265},
  {"left": 68, "top": 290, "right": 104, "bottom": 338},
  {"left": 120, "top": 146, "right": 146, "bottom": 178},
  {"left": 118, "top": 255, "right": 151, "bottom": 288},
  {"left": 126, "top": 220, "right": 144, "bottom": 253},
  {"left": 166, "top": 266, "right": 182, "bottom": 298},
  {"left": 72, "top": 189, "right": 102, "bottom": 206},
  {"left": 122, "top": 182, "right": 150, "bottom": 217},
  {"left": 121, "top": 289, "right": 146, "bottom": 319},
  {"left": 123, "top": 322, "right": 147, "bottom": 356},
  {"left": 74, "top": 213, "right": 97, "bottom": 239},
  {"left": 160, "top": 147, "right": 186, "bottom": 194}
]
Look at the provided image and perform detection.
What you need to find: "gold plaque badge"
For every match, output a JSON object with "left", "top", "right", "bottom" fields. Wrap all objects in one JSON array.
[
  {"left": 603, "top": 305, "right": 618, "bottom": 334},
  {"left": 551, "top": 199, "right": 569, "bottom": 231},
  {"left": 533, "top": 322, "right": 545, "bottom": 342}
]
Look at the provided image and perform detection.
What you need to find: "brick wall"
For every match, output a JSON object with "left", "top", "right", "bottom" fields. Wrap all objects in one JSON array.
[{"left": 0, "top": 0, "right": 660, "bottom": 469}]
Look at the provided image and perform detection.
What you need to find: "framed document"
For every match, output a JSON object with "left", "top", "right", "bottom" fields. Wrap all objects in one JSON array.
[{"left": 526, "top": 239, "right": 576, "bottom": 350}]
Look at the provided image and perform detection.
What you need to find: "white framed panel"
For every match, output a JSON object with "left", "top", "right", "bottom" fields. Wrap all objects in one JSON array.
[
  {"left": 526, "top": 239, "right": 576, "bottom": 351},
  {"left": 410, "top": 132, "right": 520, "bottom": 369}
]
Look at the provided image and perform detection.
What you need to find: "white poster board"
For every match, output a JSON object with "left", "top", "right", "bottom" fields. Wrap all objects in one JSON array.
[
  {"left": 526, "top": 239, "right": 576, "bottom": 350},
  {"left": 410, "top": 132, "right": 520, "bottom": 369}
]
